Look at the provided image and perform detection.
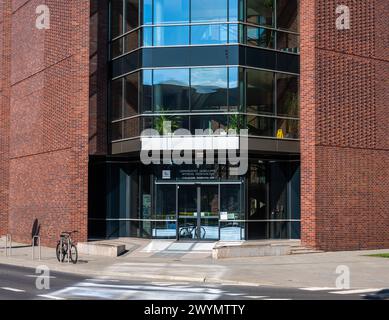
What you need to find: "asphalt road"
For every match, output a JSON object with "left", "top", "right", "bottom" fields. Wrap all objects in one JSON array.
[{"left": 0, "top": 263, "right": 387, "bottom": 300}]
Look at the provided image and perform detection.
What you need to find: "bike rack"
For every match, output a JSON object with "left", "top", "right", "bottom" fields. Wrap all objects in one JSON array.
[
  {"left": 4, "top": 234, "right": 11, "bottom": 257},
  {"left": 32, "top": 236, "right": 41, "bottom": 260}
]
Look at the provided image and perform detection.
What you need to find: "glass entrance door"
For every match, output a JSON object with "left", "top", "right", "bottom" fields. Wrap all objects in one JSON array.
[
  {"left": 177, "top": 185, "right": 219, "bottom": 240},
  {"left": 199, "top": 185, "right": 219, "bottom": 240}
]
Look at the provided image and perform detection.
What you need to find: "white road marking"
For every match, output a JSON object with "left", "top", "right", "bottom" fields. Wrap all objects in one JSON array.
[
  {"left": 25, "top": 275, "right": 56, "bottom": 279},
  {"left": 85, "top": 279, "right": 120, "bottom": 283},
  {"left": 150, "top": 282, "right": 189, "bottom": 286},
  {"left": 1, "top": 287, "right": 25, "bottom": 293},
  {"left": 263, "top": 298, "right": 292, "bottom": 300},
  {"left": 245, "top": 296, "right": 268, "bottom": 299},
  {"left": 37, "top": 294, "right": 66, "bottom": 300},
  {"left": 329, "top": 288, "right": 383, "bottom": 295},
  {"left": 226, "top": 293, "right": 245, "bottom": 296},
  {"left": 300, "top": 287, "right": 340, "bottom": 291}
]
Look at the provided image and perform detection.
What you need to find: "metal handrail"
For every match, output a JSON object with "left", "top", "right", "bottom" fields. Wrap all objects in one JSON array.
[{"left": 32, "top": 236, "right": 41, "bottom": 260}]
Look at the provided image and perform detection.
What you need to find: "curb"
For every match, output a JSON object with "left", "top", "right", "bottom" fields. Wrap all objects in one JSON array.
[{"left": 0, "top": 257, "right": 273, "bottom": 287}]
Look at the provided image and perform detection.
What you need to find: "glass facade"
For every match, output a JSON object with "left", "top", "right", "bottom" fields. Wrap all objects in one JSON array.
[
  {"left": 110, "top": 0, "right": 299, "bottom": 59},
  {"left": 89, "top": 161, "right": 300, "bottom": 240},
  {"left": 92, "top": 0, "right": 301, "bottom": 241},
  {"left": 111, "top": 67, "right": 299, "bottom": 142}
]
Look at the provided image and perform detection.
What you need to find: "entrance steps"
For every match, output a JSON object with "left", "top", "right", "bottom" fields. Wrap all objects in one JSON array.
[
  {"left": 212, "top": 240, "right": 323, "bottom": 259},
  {"left": 290, "top": 246, "right": 324, "bottom": 255}
]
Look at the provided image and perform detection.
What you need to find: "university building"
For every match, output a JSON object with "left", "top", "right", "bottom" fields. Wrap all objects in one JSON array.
[{"left": 0, "top": 0, "right": 388, "bottom": 251}]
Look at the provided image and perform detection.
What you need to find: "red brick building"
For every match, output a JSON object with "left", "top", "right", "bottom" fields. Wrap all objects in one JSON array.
[{"left": 0, "top": 0, "right": 388, "bottom": 251}]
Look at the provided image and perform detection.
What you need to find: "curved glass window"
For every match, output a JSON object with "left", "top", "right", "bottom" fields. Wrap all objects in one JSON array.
[
  {"left": 246, "top": 0, "right": 274, "bottom": 27},
  {"left": 191, "top": 68, "right": 228, "bottom": 111},
  {"left": 154, "top": 26, "right": 189, "bottom": 46},
  {"left": 191, "top": 24, "right": 228, "bottom": 45},
  {"left": 153, "top": 69, "right": 190, "bottom": 111},
  {"left": 154, "top": 0, "right": 189, "bottom": 24},
  {"left": 246, "top": 69, "right": 274, "bottom": 115},
  {"left": 277, "top": 0, "right": 299, "bottom": 32},
  {"left": 191, "top": 0, "right": 227, "bottom": 22}
]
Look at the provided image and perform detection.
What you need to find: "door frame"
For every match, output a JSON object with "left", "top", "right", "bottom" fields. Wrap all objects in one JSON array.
[{"left": 155, "top": 181, "right": 243, "bottom": 241}]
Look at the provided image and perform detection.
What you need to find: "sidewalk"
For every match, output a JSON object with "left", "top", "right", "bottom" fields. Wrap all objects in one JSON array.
[{"left": 1, "top": 237, "right": 389, "bottom": 289}]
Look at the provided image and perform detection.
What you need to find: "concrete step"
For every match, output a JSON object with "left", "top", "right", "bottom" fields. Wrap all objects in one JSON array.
[
  {"left": 77, "top": 241, "right": 126, "bottom": 257},
  {"left": 212, "top": 240, "right": 301, "bottom": 259},
  {"left": 290, "top": 246, "right": 323, "bottom": 255}
]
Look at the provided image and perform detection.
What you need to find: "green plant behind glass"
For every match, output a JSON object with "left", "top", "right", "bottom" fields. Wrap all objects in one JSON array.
[
  {"left": 154, "top": 109, "right": 180, "bottom": 135},
  {"left": 228, "top": 114, "right": 244, "bottom": 134}
]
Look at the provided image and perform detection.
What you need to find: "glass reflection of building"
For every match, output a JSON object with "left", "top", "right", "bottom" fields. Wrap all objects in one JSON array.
[{"left": 89, "top": 0, "right": 301, "bottom": 241}]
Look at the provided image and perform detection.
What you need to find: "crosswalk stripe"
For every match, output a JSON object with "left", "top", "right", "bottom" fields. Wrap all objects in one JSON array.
[
  {"left": 38, "top": 294, "right": 65, "bottom": 300},
  {"left": 300, "top": 287, "right": 340, "bottom": 291},
  {"left": 329, "top": 288, "right": 382, "bottom": 295},
  {"left": 1, "top": 287, "right": 25, "bottom": 293}
]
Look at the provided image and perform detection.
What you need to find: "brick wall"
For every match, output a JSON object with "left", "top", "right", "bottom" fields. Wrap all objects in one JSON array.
[
  {"left": 301, "top": 0, "right": 389, "bottom": 251},
  {"left": 0, "top": 1, "right": 11, "bottom": 237},
  {"left": 0, "top": 0, "right": 90, "bottom": 246},
  {"left": 89, "top": 0, "right": 108, "bottom": 156}
]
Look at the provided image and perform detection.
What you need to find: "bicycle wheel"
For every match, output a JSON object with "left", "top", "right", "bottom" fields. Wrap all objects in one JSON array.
[
  {"left": 70, "top": 244, "right": 78, "bottom": 264},
  {"left": 56, "top": 241, "right": 66, "bottom": 262}
]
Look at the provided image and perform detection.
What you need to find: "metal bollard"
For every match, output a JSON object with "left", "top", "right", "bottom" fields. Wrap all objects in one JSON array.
[{"left": 32, "top": 236, "right": 41, "bottom": 260}]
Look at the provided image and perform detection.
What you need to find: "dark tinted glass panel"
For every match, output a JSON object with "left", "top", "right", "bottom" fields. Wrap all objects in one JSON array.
[
  {"left": 191, "top": 68, "right": 228, "bottom": 111},
  {"left": 248, "top": 163, "right": 268, "bottom": 220},
  {"left": 143, "top": 0, "right": 152, "bottom": 24},
  {"left": 191, "top": 24, "right": 228, "bottom": 45},
  {"left": 277, "top": 32, "right": 299, "bottom": 53},
  {"left": 141, "top": 69, "right": 152, "bottom": 112},
  {"left": 111, "top": 121, "right": 123, "bottom": 140},
  {"left": 143, "top": 27, "right": 153, "bottom": 46},
  {"left": 191, "top": 115, "right": 228, "bottom": 134},
  {"left": 229, "top": 0, "right": 239, "bottom": 21},
  {"left": 277, "top": 74, "right": 299, "bottom": 117},
  {"left": 153, "top": 69, "right": 190, "bottom": 111},
  {"left": 246, "top": 0, "right": 274, "bottom": 27},
  {"left": 277, "top": 0, "right": 299, "bottom": 32},
  {"left": 269, "top": 162, "right": 288, "bottom": 219},
  {"left": 228, "top": 67, "right": 243, "bottom": 111},
  {"left": 111, "top": 0, "right": 124, "bottom": 38},
  {"left": 154, "top": 26, "right": 189, "bottom": 46},
  {"left": 124, "top": 72, "right": 139, "bottom": 117},
  {"left": 220, "top": 185, "right": 243, "bottom": 220},
  {"left": 247, "top": 116, "right": 274, "bottom": 137},
  {"left": 124, "top": 30, "right": 139, "bottom": 52},
  {"left": 154, "top": 0, "right": 189, "bottom": 24},
  {"left": 191, "top": 0, "right": 227, "bottom": 22},
  {"left": 276, "top": 118, "right": 299, "bottom": 139},
  {"left": 123, "top": 118, "right": 140, "bottom": 138},
  {"left": 246, "top": 69, "right": 274, "bottom": 114},
  {"left": 290, "top": 163, "right": 301, "bottom": 220},
  {"left": 246, "top": 26, "right": 275, "bottom": 49},
  {"left": 125, "top": 0, "right": 139, "bottom": 32},
  {"left": 155, "top": 185, "right": 176, "bottom": 220},
  {"left": 112, "top": 38, "right": 123, "bottom": 58},
  {"left": 111, "top": 78, "right": 123, "bottom": 120},
  {"left": 141, "top": 116, "right": 153, "bottom": 131}
]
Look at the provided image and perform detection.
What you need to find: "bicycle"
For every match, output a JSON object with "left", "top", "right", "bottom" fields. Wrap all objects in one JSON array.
[
  {"left": 179, "top": 224, "right": 206, "bottom": 239},
  {"left": 56, "top": 231, "right": 78, "bottom": 264}
]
